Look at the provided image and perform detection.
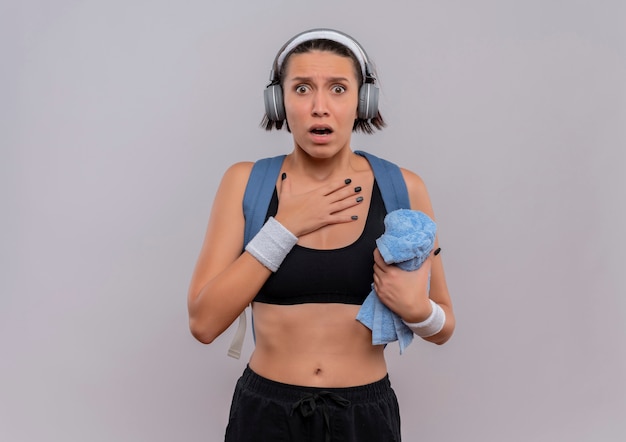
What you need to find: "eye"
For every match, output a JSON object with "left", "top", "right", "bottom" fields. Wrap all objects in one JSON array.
[
  {"left": 332, "top": 85, "right": 346, "bottom": 94},
  {"left": 295, "top": 85, "right": 310, "bottom": 94}
]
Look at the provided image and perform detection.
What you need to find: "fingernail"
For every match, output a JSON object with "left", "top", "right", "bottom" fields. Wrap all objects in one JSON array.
[
  {"left": 345, "top": 178, "right": 352, "bottom": 184},
  {"left": 354, "top": 186, "right": 362, "bottom": 192},
  {"left": 434, "top": 247, "right": 441, "bottom": 256},
  {"left": 351, "top": 215, "right": 358, "bottom": 220},
  {"left": 356, "top": 196, "right": 364, "bottom": 203},
  {"left": 281, "top": 172, "right": 287, "bottom": 180}
]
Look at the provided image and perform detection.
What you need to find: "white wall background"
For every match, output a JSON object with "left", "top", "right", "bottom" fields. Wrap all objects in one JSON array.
[{"left": 2, "top": 1, "right": 625, "bottom": 441}]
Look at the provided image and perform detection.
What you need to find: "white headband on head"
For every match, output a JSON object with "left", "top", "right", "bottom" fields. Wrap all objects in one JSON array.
[{"left": 274, "top": 29, "right": 369, "bottom": 80}]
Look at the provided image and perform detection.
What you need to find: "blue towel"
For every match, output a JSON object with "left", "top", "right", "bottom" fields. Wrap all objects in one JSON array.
[{"left": 356, "top": 209, "right": 437, "bottom": 354}]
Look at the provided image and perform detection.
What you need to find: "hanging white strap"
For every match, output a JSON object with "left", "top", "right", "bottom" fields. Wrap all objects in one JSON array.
[{"left": 227, "top": 311, "right": 247, "bottom": 359}]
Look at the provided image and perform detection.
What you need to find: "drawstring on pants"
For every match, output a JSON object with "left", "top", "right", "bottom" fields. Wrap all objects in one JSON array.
[{"left": 291, "top": 391, "right": 351, "bottom": 442}]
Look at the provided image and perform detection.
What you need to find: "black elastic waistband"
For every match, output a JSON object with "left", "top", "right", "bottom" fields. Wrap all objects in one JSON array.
[{"left": 240, "top": 365, "right": 392, "bottom": 403}]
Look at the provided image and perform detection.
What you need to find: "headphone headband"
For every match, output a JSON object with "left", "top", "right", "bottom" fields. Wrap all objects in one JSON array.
[{"left": 270, "top": 28, "right": 372, "bottom": 83}]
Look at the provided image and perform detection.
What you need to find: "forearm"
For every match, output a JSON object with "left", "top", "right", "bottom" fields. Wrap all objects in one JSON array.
[
  {"left": 189, "top": 216, "right": 298, "bottom": 343},
  {"left": 420, "top": 301, "right": 455, "bottom": 345},
  {"left": 422, "top": 254, "right": 454, "bottom": 345},
  {"left": 188, "top": 252, "right": 271, "bottom": 344}
]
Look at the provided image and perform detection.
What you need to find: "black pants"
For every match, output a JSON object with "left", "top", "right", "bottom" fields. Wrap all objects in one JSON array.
[{"left": 225, "top": 366, "right": 401, "bottom": 442}]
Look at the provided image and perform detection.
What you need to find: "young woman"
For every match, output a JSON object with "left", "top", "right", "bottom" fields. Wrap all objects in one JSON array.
[{"left": 187, "top": 28, "right": 455, "bottom": 441}]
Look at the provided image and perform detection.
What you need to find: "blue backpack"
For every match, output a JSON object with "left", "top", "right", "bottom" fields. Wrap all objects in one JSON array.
[{"left": 227, "top": 150, "right": 410, "bottom": 358}]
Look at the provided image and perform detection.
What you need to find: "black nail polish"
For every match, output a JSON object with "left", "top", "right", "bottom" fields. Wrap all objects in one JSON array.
[
  {"left": 345, "top": 178, "right": 352, "bottom": 185},
  {"left": 354, "top": 186, "right": 362, "bottom": 192},
  {"left": 351, "top": 215, "right": 358, "bottom": 220},
  {"left": 356, "top": 196, "right": 364, "bottom": 203},
  {"left": 281, "top": 172, "right": 287, "bottom": 180},
  {"left": 434, "top": 247, "right": 441, "bottom": 256}
]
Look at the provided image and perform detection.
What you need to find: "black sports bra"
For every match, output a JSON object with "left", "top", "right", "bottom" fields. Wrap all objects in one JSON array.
[{"left": 254, "top": 181, "right": 386, "bottom": 305}]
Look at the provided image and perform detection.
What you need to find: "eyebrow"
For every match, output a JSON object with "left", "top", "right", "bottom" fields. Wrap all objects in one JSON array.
[{"left": 287, "top": 76, "right": 352, "bottom": 84}]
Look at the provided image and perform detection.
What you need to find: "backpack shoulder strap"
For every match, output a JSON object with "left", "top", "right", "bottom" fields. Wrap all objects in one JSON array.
[
  {"left": 243, "top": 152, "right": 406, "bottom": 240},
  {"left": 354, "top": 150, "right": 410, "bottom": 211},
  {"left": 229, "top": 155, "right": 285, "bottom": 359},
  {"left": 242, "top": 155, "right": 286, "bottom": 246}
]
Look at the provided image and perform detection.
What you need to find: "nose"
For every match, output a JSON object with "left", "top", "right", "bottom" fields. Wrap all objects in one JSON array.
[{"left": 311, "top": 91, "right": 329, "bottom": 117}]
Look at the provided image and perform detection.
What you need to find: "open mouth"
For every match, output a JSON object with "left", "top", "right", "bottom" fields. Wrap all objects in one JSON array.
[{"left": 310, "top": 127, "right": 333, "bottom": 135}]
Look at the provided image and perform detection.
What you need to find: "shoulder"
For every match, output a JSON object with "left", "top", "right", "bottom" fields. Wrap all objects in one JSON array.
[
  {"left": 222, "top": 155, "right": 287, "bottom": 184},
  {"left": 223, "top": 161, "right": 254, "bottom": 181},
  {"left": 212, "top": 161, "right": 255, "bottom": 209},
  {"left": 399, "top": 167, "right": 427, "bottom": 195},
  {"left": 399, "top": 167, "right": 435, "bottom": 217},
  {"left": 217, "top": 160, "right": 257, "bottom": 190}
]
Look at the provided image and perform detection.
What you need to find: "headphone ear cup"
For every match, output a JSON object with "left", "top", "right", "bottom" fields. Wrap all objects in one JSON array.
[
  {"left": 358, "top": 83, "right": 379, "bottom": 120},
  {"left": 264, "top": 84, "right": 285, "bottom": 122}
]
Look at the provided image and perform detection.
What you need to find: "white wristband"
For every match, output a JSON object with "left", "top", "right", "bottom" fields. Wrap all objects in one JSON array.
[
  {"left": 402, "top": 299, "right": 446, "bottom": 338},
  {"left": 245, "top": 217, "right": 298, "bottom": 272}
]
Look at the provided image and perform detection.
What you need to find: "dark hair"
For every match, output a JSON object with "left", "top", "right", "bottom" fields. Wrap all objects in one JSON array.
[{"left": 261, "top": 39, "right": 386, "bottom": 134}]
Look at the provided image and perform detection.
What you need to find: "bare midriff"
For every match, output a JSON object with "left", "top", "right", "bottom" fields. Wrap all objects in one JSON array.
[{"left": 248, "top": 302, "right": 387, "bottom": 387}]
